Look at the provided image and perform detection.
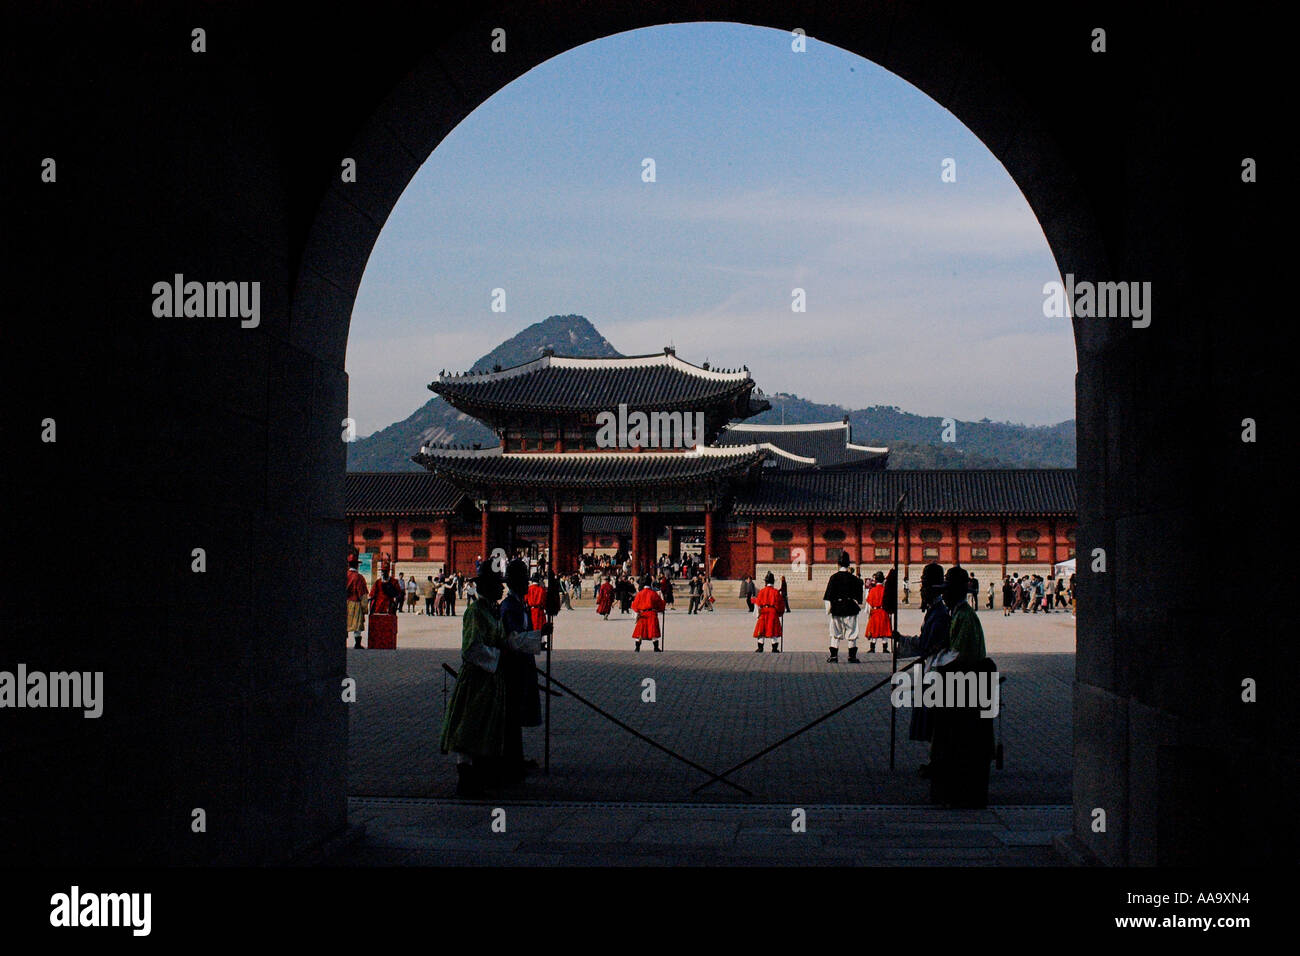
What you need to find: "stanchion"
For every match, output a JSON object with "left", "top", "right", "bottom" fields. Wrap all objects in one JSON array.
[{"left": 889, "top": 491, "right": 907, "bottom": 771}]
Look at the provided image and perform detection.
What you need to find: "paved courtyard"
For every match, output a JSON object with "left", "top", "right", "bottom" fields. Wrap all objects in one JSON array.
[{"left": 347, "top": 604, "right": 1074, "bottom": 805}]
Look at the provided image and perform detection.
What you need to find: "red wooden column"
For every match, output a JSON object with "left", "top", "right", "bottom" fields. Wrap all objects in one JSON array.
[
  {"left": 393, "top": 517, "right": 400, "bottom": 570},
  {"left": 704, "top": 509, "right": 715, "bottom": 568},
  {"left": 1000, "top": 517, "right": 1009, "bottom": 577},
  {"left": 806, "top": 518, "right": 815, "bottom": 580},
  {"left": 951, "top": 519, "right": 960, "bottom": 566},
  {"left": 1049, "top": 518, "right": 1058, "bottom": 568},
  {"left": 631, "top": 511, "right": 641, "bottom": 575},
  {"left": 480, "top": 507, "right": 490, "bottom": 563},
  {"left": 903, "top": 517, "right": 911, "bottom": 583},
  {"left": 551, "top": 509, "right": 562, "bottom": 573}
]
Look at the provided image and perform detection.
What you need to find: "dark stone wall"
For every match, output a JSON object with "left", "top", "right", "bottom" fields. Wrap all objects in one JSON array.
[{"left": 2, "top": 1, "right": 1286, "bottom": 864}]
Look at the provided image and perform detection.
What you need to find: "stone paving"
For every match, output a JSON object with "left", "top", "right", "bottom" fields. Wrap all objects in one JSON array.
[
  {"left": 341, "top": 606, "right": 1074, "bottom": 864},
  {"left": 347, "top": 606, "right": 1074, "bottom": 804},
  {"left": 340, "top": 798, "right": 1071, "bottom": 866}
]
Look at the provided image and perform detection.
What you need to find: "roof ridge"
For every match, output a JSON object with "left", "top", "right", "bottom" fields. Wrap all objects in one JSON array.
[
  {"left": 432, "top": 350, "right": 753, "bottom": 387},
  {"left": 724, "top": 420, "right": 847, "bottom": 432}
]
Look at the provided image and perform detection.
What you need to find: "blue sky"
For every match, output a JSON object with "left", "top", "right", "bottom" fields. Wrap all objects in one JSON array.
[{"left": 346, "top": 22, "right": 1074, "bottom": 435}]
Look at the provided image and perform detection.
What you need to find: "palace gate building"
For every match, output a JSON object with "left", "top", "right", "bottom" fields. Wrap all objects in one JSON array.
[{"left": 346, "top": 349, "right": 1076, "bottom": 594}]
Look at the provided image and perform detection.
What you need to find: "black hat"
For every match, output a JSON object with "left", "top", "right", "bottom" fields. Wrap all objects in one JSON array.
[
  {"left": 920, "top": 562, "right": 945, "bottom": 591},
  {"left": 873, "top": 571, "right": 885, "bottom": 583},
  {"left": 837, "top": 551, "right": 851, "bottom": 568},
  {"left": 764, "top": 571, "right": 775, "bottom": 585},
  {"left": 943, "top": 565, "right": 970, "bottom": 605}
]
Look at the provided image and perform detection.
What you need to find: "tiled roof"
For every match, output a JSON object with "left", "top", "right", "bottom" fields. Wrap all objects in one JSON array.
[
  {"left": 717, "top": 421, "right": 888, "bottom": 470},
  {"left": 413, "top": 445, "right": 768, "bottom": 489},
  {"left": 582, "top": 515, "right": 633, "bottom": 533},
  {"left": 431, "top": 351, "right": 769, "bottom": 415},
  {"left": 345, "top": 472, "right": 465, "bottom": 516},
  {"left": 731, "top": 469, "right": 1076, "bottom": 516}
]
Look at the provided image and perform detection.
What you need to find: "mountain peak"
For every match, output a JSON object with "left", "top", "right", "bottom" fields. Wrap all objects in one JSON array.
[{"left": 467, "top": 314, "right": 622, "bottom": 372}]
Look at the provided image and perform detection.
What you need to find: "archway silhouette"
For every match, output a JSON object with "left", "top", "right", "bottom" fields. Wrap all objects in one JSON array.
[{"left": 7, "top": 1, "right": 1275, "bottom": 868}]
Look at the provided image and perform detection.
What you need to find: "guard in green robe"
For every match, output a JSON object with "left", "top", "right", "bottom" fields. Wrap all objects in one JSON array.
[
  {"left": 929, "top": 565, "right": 996, "bottom": 808},
  {"left": 441, "top": 567, "right": 511, "bottom": 796}
]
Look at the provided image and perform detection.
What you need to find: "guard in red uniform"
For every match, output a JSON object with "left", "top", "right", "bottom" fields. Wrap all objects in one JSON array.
[
  {"left": 752, "top": 572, "right": 784, "bottom": 653},
  {"left": 631, "top": 575, "right": 665, "bottom": 652},
  {"left": 525, "top": 575, "right": 549, "bottom": 631},
  {"left": 369, "top": 567, "right": 398, "bottom": 615},
  {"left": 865, "top": 571, "right": 892, "bottom": 653},
  {"left": 595, "top": 576, "right": 615, "bottom": 618},
  {"left": 346, "top": 554, "right": 368, "bottom": 649}
]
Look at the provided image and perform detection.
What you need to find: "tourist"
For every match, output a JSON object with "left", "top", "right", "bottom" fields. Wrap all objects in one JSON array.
[
  {"left": 779, "top": 574, "right": 790, "bottom": 613},
  {"left": 617, "top": 574, "right": 634, "bottom": 614},
  {"left": 1002, "top": 576, "right": 1014, "bottom": 616},
  {"left": 1055, "top": 576, "right": 1067, "bottom": 608},
  {"left": 422, "top": 575, "right": 436, "bottom": 615},
  {"left": 687, "top": 574, "right": 703, "bottom": 614},
  {"left": 395, "top": 572, "right": 407, "bottom": 612},
  {"left": 442, "top": 573, "right": 457, "bottom": 616},
  {"left": 902, "top": 574, "right": 910, "bottom": 605},
  {"left": 595, "top": 575, "right": 614, "bottom": 619},
  {"left": 865, "top": 570, "right": 891, "bottom": 654},
  {"left": 346, "top": 553, "right": 368, "bottom": 649},
  {"left": 465, "top": 578, "right": 478, "bottom": 606},
  {"left": 406, "top": 574, "right": 419, "bottom": 613},
  {"left": 823, "top": 551, "right": 864, "bottom": 664},
  {"left": 986, "top": 580, "right": 995, "bottom": 610},
  {"left": 631, "top": 574, "right": 665, "bottom": 652},
  {"left": 752, "top": 571, "right": 784, "bottom": 653},
  {"left": 739, "top": 575, "right": 757, "bottom": 612},
  {"left": 660, "top": 573, "right": 675, "bottom": 611},
  {"left": 968, "top": 573, "right": 979, "bottom": 610}
]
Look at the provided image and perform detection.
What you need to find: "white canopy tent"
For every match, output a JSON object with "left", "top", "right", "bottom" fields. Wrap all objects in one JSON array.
[{"left": 1053, "top": 557, "right": 1076, "bottom": 577}]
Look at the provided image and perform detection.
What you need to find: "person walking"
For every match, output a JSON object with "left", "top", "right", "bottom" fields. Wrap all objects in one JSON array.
[
  {"left": 740, "top": 575, "right": 756, "bottom": 612},
  {"left": 595, "top": 575, "right": 614, "bottom": 619},
  {"left": 823, "top": 551, "right": 864, "bottom": 663},
  {"left": 779, "top": 574, "right": 790, "bottom": 613},
  {"left": 687, "top": 573, "right": 703, "bottom": 614}
]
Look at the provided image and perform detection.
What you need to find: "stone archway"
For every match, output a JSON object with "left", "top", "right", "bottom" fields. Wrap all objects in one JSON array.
[{"left": 7, "top": 2, "right": 1278, "bottom": 867}]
